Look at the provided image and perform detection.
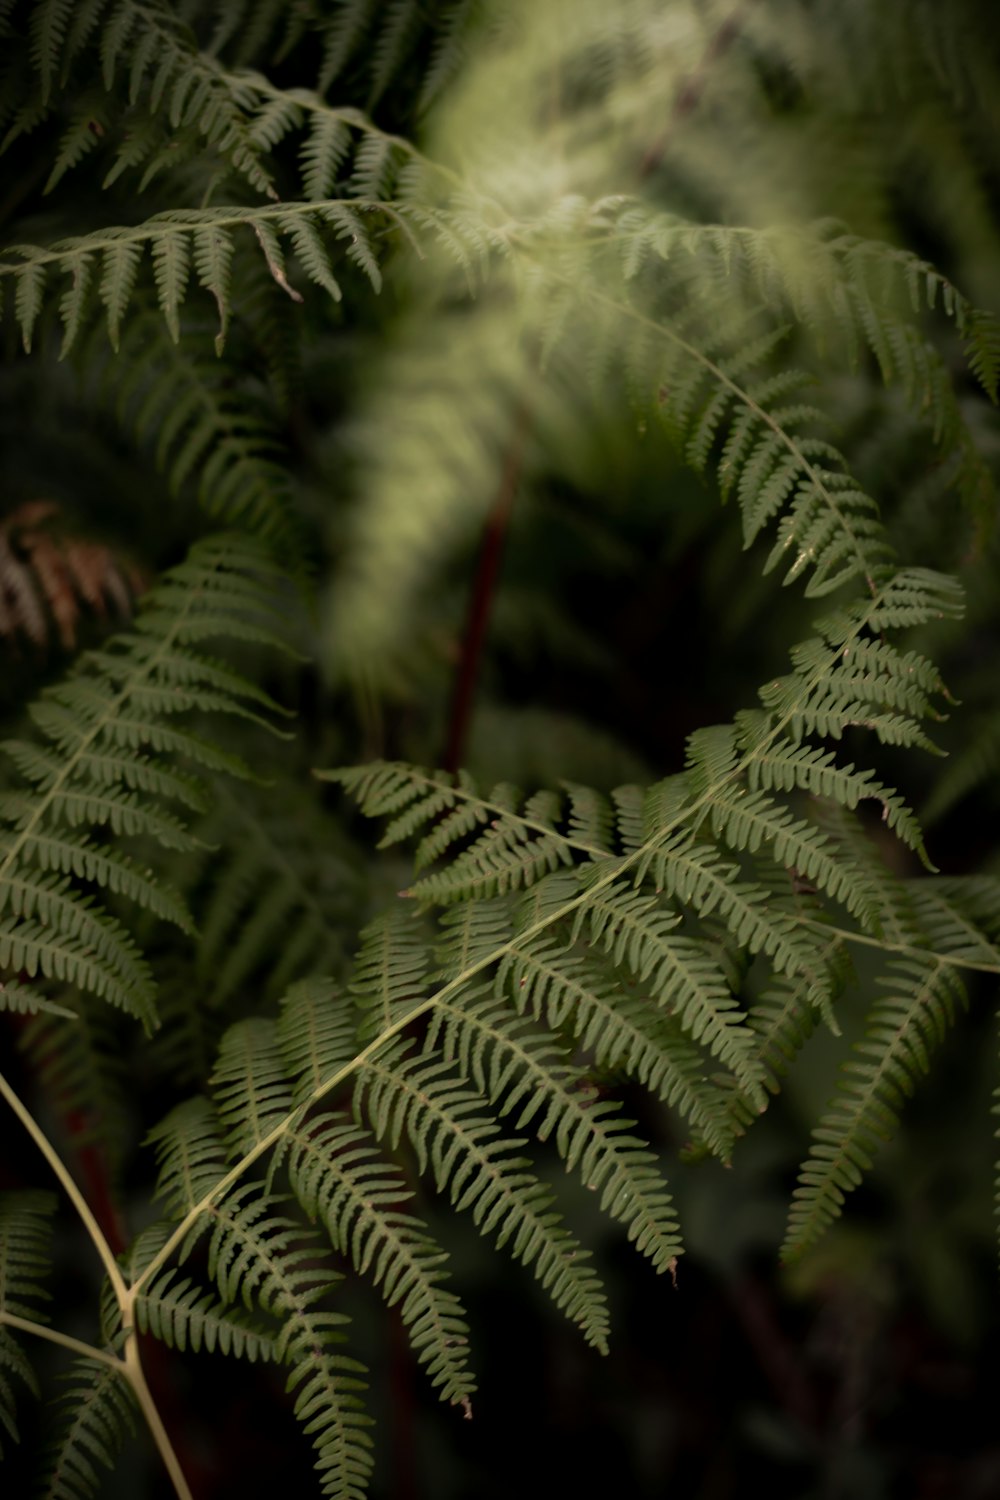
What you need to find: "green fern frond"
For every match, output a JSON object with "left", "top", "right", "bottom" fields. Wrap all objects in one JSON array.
[
  {"left": 0, "top": 534, "right": 293, "bottom": 1027},
  {"left": 356, "top": 1041, "right": 611, "bottom": 1351},
  {"left": 28, "top": 0, "right": 272, "bottom": 194},
  {"left": 0, "top": 1192, "right": 55, "bottom": 1453},
  {"left": 90, "top": 309, "right": 304, "bottom": 550},
  {"left": 147, "top": 1096, "right": 229, "bottom": 1221},
  {"left": 136, "top": 1268, "right": 275, "bottom": 1361},
  {"left": 706, "top": 784, "right": 879, "bottom": 926},
  {"left": 707, "top": 928, "right": 856, "bottom": 1154},
  {"left": 426, "top": 987, "right": 683, "bottom": 1271},
  {"left": 350, "top": 907, "right": 431, "bottom": 1033},
  {"left": 642, "top": 836, "right": 825, "bottom": 995},
  {"left": 418, "top": 0, "right": 492, "bottom": 113},
  {"left": 324, "top": 762, "right": 598, "bottom": 890},
  {"left": 284, "top": 1113, "right": 475, "bottom": 1410},
  {"left": 208, "top": 0, "right": 304, "bottom": 67},
  {"left": 742, "top": 728, "right": 925, "bottom": 854},
  {"left": 435, "top": 897, "right": 514, "bottom": 974},
  {"left": 1, "top": 200, "right": 395, "bottom": 354},
  {"left": 192, "top": 785, "right": 358, "bottom": 1012},
  {"left": 213, "top": 1017, "right": 294, "bottom": 1156},
  {"left": 277, "top": 979, "right": 361, "bottom": 1106},
  {"left": 317, "top": 0, "right": 380, "bottom": 94},
  {"left": 20, "top": 1004, "right": 131, "bottom": 1175},
  {"left": 367, "top": 0, "right": 420, "bottom": 107},
  {"left": 905, "top": 881, "right": 1000, "bottom": 968},
  {"left": 566, "top": 881, "right": 764, "bottom": 1090},
  {"left": 784, "top": 955, "right": 967, "bottom": 1260},
  {"left": 205, "top": 1186, "right": 374, "bottom": 1500},
  {"left": 313, "top": 0, "right": 453, "bottom": 108},
  {"left": 0, "top": 980, "right": 76, "bottom": 1018},
  {"left": 37, "top": 1356, "right": 136, "bottom": 1500},
  {"left": 965, "top": 308, "right": 1000, "bottom": 402},
  {"left": 0, "top": 1324, "right": 39, "bottom": 1455},
  {"left": 432, "top": 883, "right": 735, "bottom": 1157},
  {"left": 0, "top": 1189, "right": 56, "bottom": 1326}
]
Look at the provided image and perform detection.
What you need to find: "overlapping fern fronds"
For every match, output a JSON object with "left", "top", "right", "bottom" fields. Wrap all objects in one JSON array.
[
  {"left": 2, "top": 3, "right": 999, "bottom": 1497},
  {"left": 87, "top": 308, "right": 304, "bottom": 552},
  {"left": 6, "top": 0, "right": 271, "bottom": 194},
  {"left": 324, "top": 548, "right": 988, "bottom": 1254},
  {"left": 0, "top": 533, "right": 293, "bottom": 1026}
]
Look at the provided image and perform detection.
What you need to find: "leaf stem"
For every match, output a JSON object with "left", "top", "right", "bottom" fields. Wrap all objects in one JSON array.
[
  {"left": 790, "top": 915, "right": 1000, "bottom": 974},
  {"left": 124, "top": 1333, "right": 193, "bottom": 1500},
  {"left": 443, "top": 397, "right": 532, "bottom": 771},
  {"left": 0, "top": 1069, "right": 127, "bottom": 1305},
  {"left": 0, "top": 1311, "right": 123, "bottom": 1372}
]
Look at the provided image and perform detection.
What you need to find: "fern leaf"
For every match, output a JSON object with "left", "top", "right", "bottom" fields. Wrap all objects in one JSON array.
[
  {"left": 965, "top": 308, "right": 1000, "bottom": 402},
  {"left": 205, "top": 1187, "right": 374, "bottom": 1500},
  {"left": 300, "top": 113, "right": 353, "bottom": 200},
  {"left": 427, "top": 989, "right": 683, "bottom": 1270},
  {"left": 707, "top": 785, "right": 879, "bottom": 926},
  {"left": 151, "top": 229, "right": 190, "bottom": 343},
  {"left": 147, "top": 1097, "right": 229, "bottom": 1221},
  {"left": 193, "top": 788, "right": 357, "bottom": 1012},
  {"left": 568, "top": 884, "right": 764, "bottom": 1092},
  {"left": 357, "top": 1043, "right": 610, "bottom": 1351},
  {"left": 212, "top": 1018, "right": 293, "bottom": 1157},
  {"left": 0, "top": 1189, "right": 56, "bottom": 1325},
  {"left": 0, "top": 980, "right": 76, "bottom": 1018},
  {"left": 0, "top": 535, "right": 292, "bottom": 1026},
  {"left": 784, "top": 956, "right": 966, "bottom": 1259},
  {"left": 741, "top": 728, "right": 926, "bottom": 855},
  {"left": 645, "top": 836, "right": 824, "bottom": 998},
  {"left": 29, "top": 0, "right": 74, "bottom": 100},
  {"left": 193, "top": 226, "right": 234, "bottom": 353},
  {"left": 285, "top": 1114, "right": 475, "bottom": 1409},
  {"left": 136, "top": 1269, "right": 275, "bottom": 1361},
  {"left": 368, "top": 0, "right": 421, "bottom": 105},
  {"left": 57, "top": 250, "right": 92, "bottom": 357},
  {"left": 37, "top": 1357, "right": 136, "bottom": 1500},
  {"left": 277, "top": 979, "right": 361, "bottom": 1106},
  {"left": 350, "top": 907, "right": 431, "bottom": 1034},
  {"left": 0, "top": 1325, "right": 39, "bottom": 1455},
  {"left": 277, "top": 212, "right": 341, "bottom": 301},
  {"left": 94, "top": 309, "right": 304, "bottom": 550},
  {"left": 317, "top": 0, "right": 379, "bottom": 93}
]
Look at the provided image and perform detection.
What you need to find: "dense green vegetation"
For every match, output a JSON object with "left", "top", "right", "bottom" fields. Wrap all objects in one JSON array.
[{"left": 2, "top": 3, "right": 1000, "bottom": 1495}]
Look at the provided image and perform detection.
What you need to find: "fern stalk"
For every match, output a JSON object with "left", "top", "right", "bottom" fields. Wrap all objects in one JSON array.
[
  {"left": 0, "top": 1070, "right": 126, "bottom": 1303},
  {"left": 0, "top": 1069, "right": 193, "bottom": 1497},
  {"left": 0, "top": 1312, "right": 121, "bottom": 1372}
]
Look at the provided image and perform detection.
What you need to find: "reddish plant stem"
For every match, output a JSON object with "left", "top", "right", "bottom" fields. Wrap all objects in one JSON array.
[
  {"left": 440, "top": 6, "right": 750, "bottom": 774},
  {"left": 639, "top": 3, "right": 751, "bottom": 180},
  {"left": 730, "top": 1271, "right": 820, "bottom": 1435},
  {"left": 441, "top": 399, "right": 533, "bottom": 773}
]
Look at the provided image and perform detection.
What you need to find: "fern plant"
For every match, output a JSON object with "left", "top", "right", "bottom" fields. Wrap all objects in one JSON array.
[{"left": 2, "top": 1, "right": 1000, "bottom": 1495}]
